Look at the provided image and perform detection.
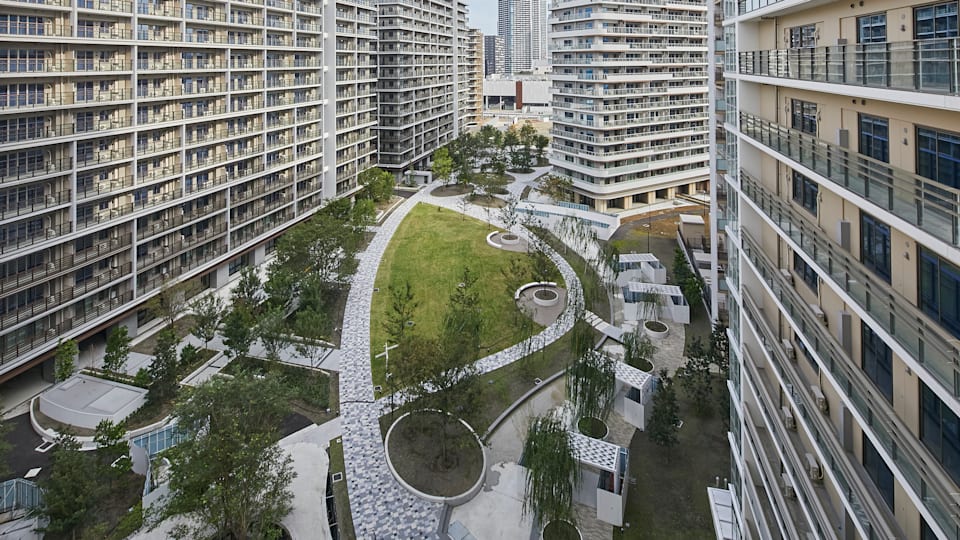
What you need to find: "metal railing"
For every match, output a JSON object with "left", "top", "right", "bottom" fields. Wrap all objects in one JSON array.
[{"left": 0, "top": 479, "right": 41, "bottom": 514}]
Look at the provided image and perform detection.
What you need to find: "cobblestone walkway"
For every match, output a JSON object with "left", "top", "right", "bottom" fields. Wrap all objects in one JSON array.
[{"left": 339, "top": 184, "right": 583, "bottom": 538}]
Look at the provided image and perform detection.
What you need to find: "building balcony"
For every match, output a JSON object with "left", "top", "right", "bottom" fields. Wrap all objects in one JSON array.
[
  {"left": 136, "top": 245, "right": 223, "bottom": 296},
  {"left": 740, "top": 230, "right": 960, "bottom": 539},
  {"left": 737, "top": 112, "right": 960, "bottom": 248},
  {"left": 738, "top": 38, "right": 960, "bottom": 97},
  {"left": 0, "top": 233, "right": 129, "bottom": 297},
  {"left": 0, "top": 190, "right": 70, "bottom": 221},
  {"left": 0, "top": 221, "right": 71, "bottom": 257},
  {"left": 138, "top": 221, "right": 227, "bottom": 271}
]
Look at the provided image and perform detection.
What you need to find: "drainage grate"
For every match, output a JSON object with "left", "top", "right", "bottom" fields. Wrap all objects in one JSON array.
[
  {"left": 374, "top": 385, "right": 383, "bottom": 392},
  {"left": 332, "top": 472, "right": 343, "bottom": 483}
]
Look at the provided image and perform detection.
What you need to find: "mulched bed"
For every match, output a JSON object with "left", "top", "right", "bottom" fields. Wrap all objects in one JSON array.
[
  {"left": 431, "top": 184, "right": 472, "bottom": 197},
  {"left": 577, "top": 417, "right": 608, "bottom": 439},
  {"left": 386, "top": 411, "right": 483, "bottom": 497},
  {"left": 468, "top": 194, "right": 507, "bottom": 208}
]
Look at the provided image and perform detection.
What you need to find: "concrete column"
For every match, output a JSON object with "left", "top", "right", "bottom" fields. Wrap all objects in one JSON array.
[
  {"left": 212, "top": 265, "right": 230, "bottom": 289},
  {"left": 666, "top": 187, "right": 677, "bottom": 199},
  {"left": 253, "top": 245, "right": 266, "bottom": 266},
  {"left": 40, "top": 357, "right": 56, "bottom": 383},
  {"left": 594, "top": 198, "right": 608, "bottom": 212},
  {"left": 622, "top": 196, "right": 632, "bottom": 210},
  {"left": 118, "top": 312, "right": 139, "bottom": 338}
]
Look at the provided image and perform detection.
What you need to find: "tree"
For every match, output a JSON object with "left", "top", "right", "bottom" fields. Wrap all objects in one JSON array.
[
  {"left": 672, "top": 247, "right": 692, "bottom": 285},
  {"left": 232, "top": 266, "right": 263, "bottom": 312},
  {"left": 527, "top": 236, "right": 557, "bottom": 286},
  {"left": 500, "top": 256, "right": 530, "bottom": 303},
  {"left": 38, "top": 433, "right": 102, "bottom": 538},
  {"left": 648, "top": 369, "right": 680, "bottom": 460},
  {"left": 160, "top": 373, "right": 295, "bottom": 540},
  {"left": 189, "top": 294, "right": 225, "bottom": 349},
  {"left": 147, "top": 280, "right": 198, "bottom": 328},
  {"left": 533, "top": 134, "right": 549, "bottom": 165},
  {"left": 55, "top": 339, "right": 79, "bottom": 383},
  {"left": 258, "top": 306, "right": 288, "bottom": 362},
  {"left": 102, "top": 327, "right": 131, "bottom": 374},
  {"left": 384, "top": 279, "right": 419, "bottom": 345},
  {"left": 522, "top": 414, "right": 580, "bottom": 527},
  {"left": 708, "top": 323, "right": 729, "bottom": 377},
  {"left": 442, "top": 267, "right": 484, "bottom": 362},
  {"left": 147, "top": 328, "right": 179, "bottom": 403},
  {"left": 499, "top": 196, "right": 521, "bottom": 232},
  {"left": 682, "top": 272, "right": 705, "bottom": 308},
  {"left": 566, "top": 349, "right": 616, "bottom": 425},
  {"left": 622, "top": 328, "right": 657, "bottom": 372},
  {"left": 94, "top": 419, "right": 131, "bottom": 482},
  {"left": 676, "top": 337, "right": 713, "bottom": 415},
  {"left": 537, "top": 174, "right": 573, "bottom": 203},
  {"left": 222, "top": 305, "right": 258, "bottom": 359},
  {"left": 358, "top": 166, "right": 394, "bottom": 202},
  {"left": 351, "top": 197, "right": 376, "bottom": 227},
  {"left": 431, "top": 146, "right": 454, "bottom": 185}
]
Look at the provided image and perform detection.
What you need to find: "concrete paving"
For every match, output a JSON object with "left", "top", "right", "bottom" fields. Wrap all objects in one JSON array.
[{"left": 448, "top": 462, "right": 535, "bottom": 540}]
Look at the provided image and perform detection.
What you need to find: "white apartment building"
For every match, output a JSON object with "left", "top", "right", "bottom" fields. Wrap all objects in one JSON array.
[{"left": 548, "top": 0, "right": 710, "bottom": 213}]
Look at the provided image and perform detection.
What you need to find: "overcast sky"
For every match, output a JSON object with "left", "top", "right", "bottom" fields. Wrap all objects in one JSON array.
[{"left": 467, "top": 0, "right": 497, "bottom": 35}]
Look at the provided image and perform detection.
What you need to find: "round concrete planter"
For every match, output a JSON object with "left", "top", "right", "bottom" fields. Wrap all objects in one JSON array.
[
  {"left": 384, "top": 410, "right": 486, "bottom": 507},
  {"left": 533, "top": 288, "right": 560, "bottom": 307},
  {"left": 500, "top": 232, "right": 520, "bottom": 245},
  {"left": 541, "top": 520, "right": 582, "bottom": 540},
  {"left": 577, "top": 416, "right": 608, "bottom": 440},
  {"left": 644, "top": 320, "right": 669, "bottom": 340}
]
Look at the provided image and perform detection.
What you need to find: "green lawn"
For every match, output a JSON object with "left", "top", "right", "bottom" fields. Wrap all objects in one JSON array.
[{"left": 370, "top": 203, "right": 539, "bottom": 388}]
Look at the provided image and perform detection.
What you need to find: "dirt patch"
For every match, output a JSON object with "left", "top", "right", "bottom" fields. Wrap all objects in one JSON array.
[
  {"left": 469, "top": 194, "right": 507, "bottom": 208},
  {"left": 431, "top": 184, "right": 472, "bottom": 197},
  {"left": 131, "top": 315, "right": 196, "bottom": 355},
  {"left": 386, "top": 411, "right": 483, "bottom": 497}
]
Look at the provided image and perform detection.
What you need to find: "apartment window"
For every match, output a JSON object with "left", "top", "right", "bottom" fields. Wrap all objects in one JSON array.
[
  {"left": 787, "top": 24, "right": 816, "bottom": 48},
  {"left": 0, "top": 83, "right": 43, "bottom": 106},
  {"left": 0, "top": 15, "right": 45, "bottom": 36},
  {"left": 916, "top": 2, "right": 958, "bottom": 39},
  {"left": 862, "top": 434, "right": 895, "bottom": 509},
  {"left": 862, "top": 324, "right": 893, "bottom": 402},
  {"left": 861, "top": 212, "right": 891, "bottom": 281},
  {"left": 790, "top": 99, "right": 817, "bottom": 135},
  {"left": 857, "top": 14, "right": 887, "bottom": 43},
  {"left": 791, "top": 170, "right": 818, "bottom": 214},
  {"left": 921, "top": 381, "right": 960, "bottom": 486},
  {"left": 917, "top": 126, "right": 960, "bottom": 189},
  {"left": 916, "top": 3, "right": 958, "bottom": 89},
  {"left": 919, "top": 247, "right": 960, "bottom": 338},
  {"left": 859, "top": 114, "right": 889, "bottom": 162},
  {"left": 793, "top": 252, "right": 818, "bottom": 292}
]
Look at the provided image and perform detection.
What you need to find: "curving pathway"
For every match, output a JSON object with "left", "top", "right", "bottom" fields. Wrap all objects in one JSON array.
[{"left": 338, "top": 182, "right": 583, "bottom": 538}]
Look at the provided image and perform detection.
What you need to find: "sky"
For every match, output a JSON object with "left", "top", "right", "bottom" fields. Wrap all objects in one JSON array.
[{"left": 467, "top": 0, "right": 498, "bottom": 35}]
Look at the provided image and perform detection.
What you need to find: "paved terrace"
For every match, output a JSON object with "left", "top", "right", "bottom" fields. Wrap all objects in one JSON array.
[{"left": 339, "top": 181, "right": 584, "bottom": 538}]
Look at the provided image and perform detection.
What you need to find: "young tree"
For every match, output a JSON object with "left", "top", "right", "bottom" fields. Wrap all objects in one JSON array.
[
  {"left": 533, "top": 134, "right": 549, "bottom": 165},
  {"left": 527, "top": 236, "right": 557, "bottom": 286},
  {"left": 258, "top": 306, "right": 288, "bottom": 362},
  {"left": 499, "top": 196, "right": 521, "bottom": 232},
  {"left": 231, "top": 266, "right": 262, "bottom": 312},
  {"left": 672, "top": 247, "right": 692, "bottom": 285},
  {"left": 442, "top": 267, "right": 484, "bottom": 363},
  {"left": 358, "top": 166, "right": 395, "bottom": 202},
  {"left": 500, "top": 256, "right": 530, "bottom": 302},
  {"left": 676, "top": 337, "right": 713, "bottom": 416},
  {"left": 384, "top": 279, "right": 419, "bottom": 345},
  {"left": 102, "top": 326, "right": 131, "bottom": 374},
  {"left": 148, "top": 328, "right": 179, "bottom": 403},
  {"left": 94, "top": 419, "right": 132, "bottom": 482},
  {"left": 54, "top": 339, "right": 79, "bottom": 382},
  {"left": 622, "top": 328, "right": 657, "bottom": 372},
  {"left": 351, "top": 197, "right": 376, "bottom": 227},
  {"left": 537, "top": 174, "right": 573, "bottom": 203},
  {"left": 648, "top": 369, "right": 680, "bottom": 460},
  {"left": 566, "top": 349, "right": 617, "bottom": 428},
  {"left": 160, "top": 373, "right": 295, "bottom": 540},
  {"left": 522, "top": 414, "right": 580, "bottom": 527},
  {"left": 222, "top": 305, "right": 258, "bottom": 359},
  {"left": 148, "top": 280, "right": 198, "bottom": 328},
  {"left": 189, "top": 294, "right": 225, "bottom": 349},
  {"left": 708, "top": 323, "right": 730, "bottom": 377},
  {"left": 431, "top": 146, "right": 454, "bottom": 185},
  {"left": 38, "top": 433, "right": 102, "bottom": 538}
]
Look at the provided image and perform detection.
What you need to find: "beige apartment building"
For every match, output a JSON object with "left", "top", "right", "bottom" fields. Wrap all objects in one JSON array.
[
  {"left": 0, "top": 0, "right": 377, "bottom": 382},
  {"left": 716, "top": 0, "right": 960, "bottom": 538}
]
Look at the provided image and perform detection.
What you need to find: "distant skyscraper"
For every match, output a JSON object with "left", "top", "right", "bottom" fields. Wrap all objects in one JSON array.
[
  {"left": 498, "top": 0, "right": 548, "bottom": 73},
  {"left": 484, "top": 35, "right": 506, "bottom": 76}
]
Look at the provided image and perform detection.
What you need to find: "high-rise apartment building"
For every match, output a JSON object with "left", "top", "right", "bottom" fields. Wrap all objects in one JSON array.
[
  {"left": 376, "top": 0, "right": 469, "bottom": 173},
  {"left": 498, "top": 0, "right": 548, "bottom": 74},
  {"left": 715, "top": 0, "right": 960, "bottom": 538},
  {"left": 549, "top": 0, "right": 709, "bottom": 212},
  {"left": 484, "top": 35, "right": 505, "bottom": 76},
  {"left": 465, "top": 29, "right": 484, "bottom": 128},
  {"left": 0, "top": 0, "right": 376, "bottom": 381}
]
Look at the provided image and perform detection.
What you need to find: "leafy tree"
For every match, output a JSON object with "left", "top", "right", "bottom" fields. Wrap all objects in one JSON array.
[
  {"left": 533, "top": 134, "right": 550, "bottom": 165},
  {"left": 147, "top": 328, "right": 179, "bottom": 403},
  {"left": 258, "top": 307, "right": 288, "bottom": 362},
  {"left": 94, "top": 419, "right": 131, "bottom": 482},
  {"left": 160, "top": 373, "right": 295, "bottom": 540},
  {"left": 676, "top": 337, "right": 713, "bottom": 415},
  {"left": 527, "top": 236, "right": 558, "bottom": 288},
  {"left": 442, "top": 267, "right": 484, "bottom": 362},
  {"left": 351, "top": 197, "right": 376, "bottom": 227},
  {"left": 537, "top": 174, "right": 573, "bottom": 203},
  {"left": 0, "top": 418, "right": 11, "bottom": 479},
  {"left": 222, "top": 305, "right": 258, "bottom": 359},
  {"left": 358, "top": 166, "right": 395, "bottom": 202},
  {"left": 623, "top": 328, "right": 657, "bottom": 372},
  {"left": 102, "top": 327, "right": 131, "bottom": 374},
  {"left": 39, "top": 433, "right": 102, "bottom": 538},
  {"left": 500, "top": 256, "right": 530, "bottom": 301},
  {"left": 570, "top": 312, "right": 596, "bottom": 359},
  {"left": 499, "top": 196, "right": 521, "bottom": 231},
  {"left": 431, "top": 146, "right": 454, "bottom": 185},
  {"left": 147, "top": 280, "right": 198, "bottom": 328},
  {"left": 189, "top": 294, "right": 225, "bottom": 349},
  {"left": 708, "top": 323, "right": 730, "bottom": 377},
  {"left": 522, "top": 414, "right": 580, "bottom": 527},
  {"left": 672, "top": 247, "right": 692, "bottom": 285},
  {"left": 180, "top": 343, "right": 200, "bottom": 369},
  {"left": 648, "top": 369, "right": 680, "bottom": 460},
  {"left": 566, "top": 349, "right": 617, "bottom": 424},
  {"left": 384, "top": 279, "right": 419, "bottom": 345},
  {"left": 232, "top": 266, "right": 263, "bottom": 312},
  {"left": 55, "top": 339, "right": 79, "bottom": 383},
  {"left": 682, "top": 272, "right": 705, "bottom": 308}
]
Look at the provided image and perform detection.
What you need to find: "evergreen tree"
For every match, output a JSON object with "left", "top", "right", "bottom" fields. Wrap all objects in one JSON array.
[
  {"left": 222, "top": 305, "right": 258, "bottom": 359},
  {"left": 54, "top": 339, "right": 79, "bottom": 383},
  {"left": 189, "top": 294, "right": 225, "bottom": 349},
  {"left": 676, "top": 337, "right": 713, "bottom": 415},
  {"left": 102, "top": 326, "right": 131, "bottom": 374},
  {"left": 147, "top": 328, "right": 179, "bottom": 403},
  {"left": 39, "top": 434, "right": 101, "bottom": 538},
  {"left": 648, "top": 369, "right": 680, "bottom": 460}
]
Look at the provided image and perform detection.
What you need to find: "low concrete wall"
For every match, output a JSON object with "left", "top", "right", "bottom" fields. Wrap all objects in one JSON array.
[{"left": 38, "top": 374, "right": 147, "bottom": 430}]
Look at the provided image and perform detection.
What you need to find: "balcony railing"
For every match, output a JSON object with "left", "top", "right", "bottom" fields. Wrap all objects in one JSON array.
[
  {"left": 738, "top": 112, "right": 960, "bottom": 247},
  {"left": 740, "top": 171, "right": 960, "bottom": 396},
  {"left": 741, "top": 230, "right": 960, "bottom": 540},
  {"left": 739, "top": 38, "right": 960, "bottom": 95}
]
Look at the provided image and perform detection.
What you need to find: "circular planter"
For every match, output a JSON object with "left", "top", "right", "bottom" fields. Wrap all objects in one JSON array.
[
  {"left": 542, "top": 520, "right": 582, "bottom": 540},
  {"left": 577, "top": 416, "right": 608, "bottom": 440},
  {"left": 500, "top": 232, "right": 520, "bottom": 245},
  {"left": 384, "top": 410, "right": 486, "bottom": 506},
  {"left": 644, "top": 319, "right": 669, "bottom": 340},
  {"left": 533, "top": 288, "right": 560, "bottom": 307}
]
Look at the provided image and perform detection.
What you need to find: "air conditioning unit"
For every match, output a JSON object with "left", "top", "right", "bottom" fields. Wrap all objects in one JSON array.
[
  {"left": 805, "top": 453, "right": 822, "bottom": 482},
  {"left": 811, "top": 385, "right": 828, "bottom": 413},
  {"left": 46, "top": 228, "right": 57, "bottom": 239},
  {"left": 809, "top": 304, "right": 826, "bottom": 325},
  {"left": 782, "top": 406, "right": 796, "bottom": 430},
  {"left": 781, "top": 339, "right": 796, "bottom": 362},
  {"left": 781, "top": 473, "right": 796, "bottom": 499},
  {"left": 47, "top": 262, "right": 56, "bottom": 271}
]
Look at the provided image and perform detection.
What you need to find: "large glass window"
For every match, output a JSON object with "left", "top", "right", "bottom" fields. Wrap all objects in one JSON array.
[
  {"left": 861, "top": 212, "right": 891, "bottom": 282},
  {"left": 793, "top": 252, "right": 817, "bottom": 293},
  {"left": 862, "top": 434, "right": 895, "bottom": 509},
  {"left": 790, "top": 99, "right": 817, "bottom": 135},
  {"left": 917, "top": 126, "right": 960, "bottom": 189},
  {"left": 919, "top": 247, "right": 960, "bottom": 338},
  {"left": 916, "top": 2, "right": 958, "bottom": 39},
  {"left": 920, "top": 381, "right": 960, "bottom": 487},
  {"left": 791, "top": 170, "right": 818, "bottom": 214},
  {"left": 915, "top": 3, "right": 958, "bottom": 90},
  {"left": 859, "top": 114, "right": 889, "bottom": 163},
  {"left": 862, "top": 324, "right": 893, "bottom": 402}
]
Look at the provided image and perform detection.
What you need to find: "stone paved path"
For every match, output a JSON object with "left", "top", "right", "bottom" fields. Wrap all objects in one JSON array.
[{"left": 338, "top": 180, "right": 584, "bottom": 538}]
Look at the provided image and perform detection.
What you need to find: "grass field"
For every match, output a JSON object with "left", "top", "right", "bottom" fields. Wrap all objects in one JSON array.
[{"left": 370, "top": 203, "right": 541, "bottom": 388}]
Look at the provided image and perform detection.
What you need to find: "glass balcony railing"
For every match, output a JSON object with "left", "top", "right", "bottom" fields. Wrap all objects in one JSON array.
[
  {"left": 738, "top": 38, "right": 960, "bottom": 95},
  {"left": 740, "top": 230, "right": 960, "bottom": 540},
  {"left": 738, "top": 112, "right": 960, "bottom": 247},
  {"left": 740, "top": 171, "right": 960, "bottom": 396}
]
